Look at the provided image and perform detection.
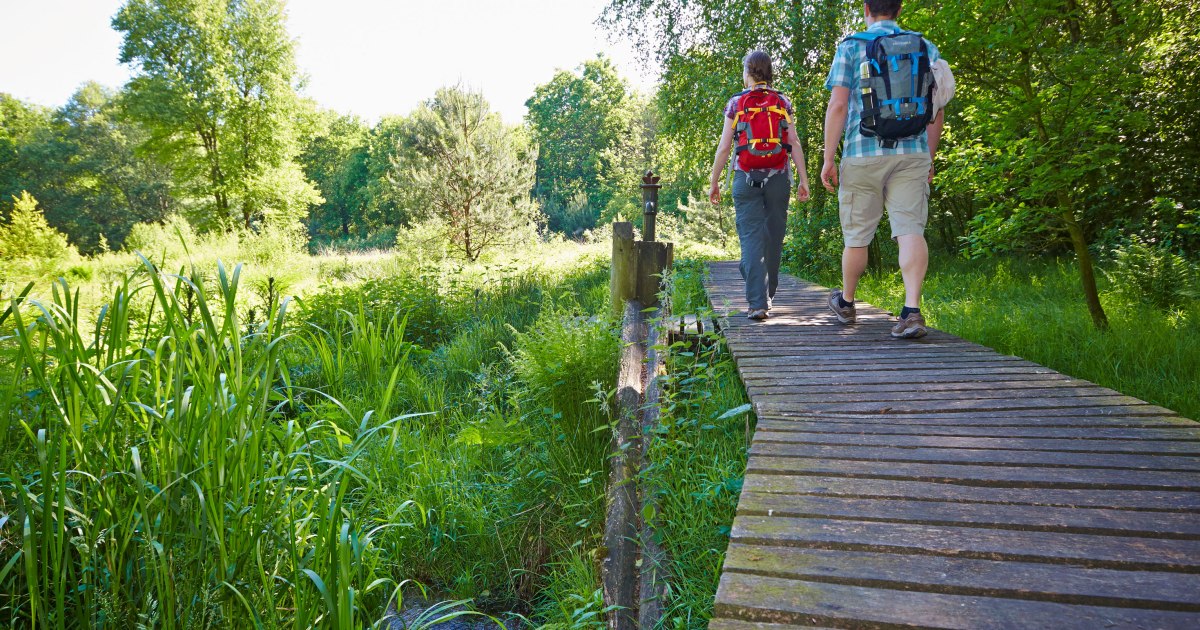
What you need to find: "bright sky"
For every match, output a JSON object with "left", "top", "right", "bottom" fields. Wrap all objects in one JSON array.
[{"left": 0, "top": 0, "right": 655, "bottom": 124}]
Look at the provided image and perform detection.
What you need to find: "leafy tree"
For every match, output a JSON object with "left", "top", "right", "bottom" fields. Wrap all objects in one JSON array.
[
  {"left": 0, "top": 192, "right": 75, "bottom": 262},
  {"left": 0, "top": 86, "right": 173, "bottom": 252},
  {"left": 908, "top": 0, "right": 1161, "bottom": 329},
  {"left": 114, "top": 0, "right": 320, "bottom": 231},
  {"left": 402, "top": 86, "right": 540, "bottom": 261},
  {"left": 0, "top": 96, "right": 52, "bottom": 207},
  {"left": 365, "top": 114, "right": 417, "bottom": 230},
  {"left": 525, "top": 56, "right": 645, "bottom": 233},
  {"left": 299, "top": 110, "right": 371, "bottom": 238}
]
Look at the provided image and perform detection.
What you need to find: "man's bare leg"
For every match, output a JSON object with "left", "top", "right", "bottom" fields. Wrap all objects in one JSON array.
[
  {"left": 842, "top": 245, "right": 869, "bottom": 301},
  {"left": 896, "top": 234, "right": 928, "bottom": 309}
]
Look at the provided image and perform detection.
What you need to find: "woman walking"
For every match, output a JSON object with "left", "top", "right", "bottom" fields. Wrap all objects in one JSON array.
[{"left": 709, "top": 50, "right": 811, "bottom": 321}]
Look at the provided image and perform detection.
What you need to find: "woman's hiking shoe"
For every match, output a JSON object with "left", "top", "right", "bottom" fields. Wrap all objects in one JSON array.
[
  {"left": 891, "top": 312, "right": 928, "bottom": 339},
  {"left": 828, "top": 290, "right": 856, "bottom": 324},
  {"left": 747, "top": 308, "right": 769, "bottom": 321}
]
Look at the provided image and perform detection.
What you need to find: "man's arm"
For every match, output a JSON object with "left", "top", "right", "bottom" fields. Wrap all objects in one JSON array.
[
  {"left": 926, "top": 108, "right": 944, "bottom": 183},
  {"left": 709, "top": 117, "right": 735, "bottom": 205},
  {"left": 820, "top": 86, "right": 850, "bottom": 192}
]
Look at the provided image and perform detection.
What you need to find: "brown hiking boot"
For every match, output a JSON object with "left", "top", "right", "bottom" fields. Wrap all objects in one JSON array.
[
  {"left": 828, "top": 290, "right": 856, "bottom": 324},
  {"left": 891, "top": 311, "right": 928, "bottom": 339},
  {"left": 746, "top": 308, "right": 768, "bottom": 321}
]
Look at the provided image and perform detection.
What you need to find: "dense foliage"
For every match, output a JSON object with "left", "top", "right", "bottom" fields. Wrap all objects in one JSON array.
[{"left": 525, "top": 56, "right": 653, "bottom": 234}]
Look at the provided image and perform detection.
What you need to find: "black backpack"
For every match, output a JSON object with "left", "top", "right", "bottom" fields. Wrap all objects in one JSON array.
[{"left": 844, "top": 28, "right": 935, "bottom": 148}]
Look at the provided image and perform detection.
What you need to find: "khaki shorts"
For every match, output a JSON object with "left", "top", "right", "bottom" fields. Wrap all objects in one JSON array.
[{"left": 838, "top": 153, "right": 931, "bottom": 247}]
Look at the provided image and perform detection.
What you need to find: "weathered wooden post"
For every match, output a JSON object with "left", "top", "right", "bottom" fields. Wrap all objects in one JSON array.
[
  {"left": 610, "top": 171, "right": 674, "bottom": 315},
  {"left": 641, "top": 170, "right": 660, "bottom": 243},
  {"left": 610, "top": 222, "right": 637, "bottom": 319}
]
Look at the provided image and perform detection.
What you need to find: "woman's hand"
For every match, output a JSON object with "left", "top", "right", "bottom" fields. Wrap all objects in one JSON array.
[
  {"left": 709, "top": 183, "right": 721, "bottom": 206},
  {"left": 796, "top": 181, "right": 811, "bottom": 203}
]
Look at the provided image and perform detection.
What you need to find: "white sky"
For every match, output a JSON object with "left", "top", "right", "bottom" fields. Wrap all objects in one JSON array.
[{"left": 0, "top": 0, "right": 656, "bottom": 124}]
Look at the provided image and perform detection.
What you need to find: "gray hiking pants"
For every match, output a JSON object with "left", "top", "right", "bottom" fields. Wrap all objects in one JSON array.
[{"left": 732, "top": 171, "right": 789, "bottom": 310}]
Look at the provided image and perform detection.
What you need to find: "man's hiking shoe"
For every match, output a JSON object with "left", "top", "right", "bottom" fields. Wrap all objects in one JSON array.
[
  {"left": 828, "top": 290, "right": 856, "bottom": 324},
  {"left": 891, "top": 312, "right": 928, "bottom": 339},
  {"left": 746, "top": 308, "right": 768, "bottom": 321}
]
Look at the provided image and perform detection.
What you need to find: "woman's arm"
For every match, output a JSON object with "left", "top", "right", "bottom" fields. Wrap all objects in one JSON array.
[
  {"left": 709, "top": 117, "right": 735, "bottom": 205},
  {"left": 788, "top": 125, "right": 810, "bottom": 202}
]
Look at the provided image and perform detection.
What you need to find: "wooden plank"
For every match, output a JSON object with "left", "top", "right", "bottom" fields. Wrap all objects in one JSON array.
[
  {"left": 747, "top": 456, "right": 1200, "bottom": 490},
  {"left": 747, "top": 386, "right": 1122, "bottom": 404},
  {"left": 758, "top": 409, "right": 1188, "bottom": 423},
  {"left": 749, "top": 442, "right": 1200, "bottom": 472},
  {"left": 744, "top": 372, "right": 1071, "bottom": 386},
  {"left": 708, "top": 620, "right": 833, "bottom": 630},
  {"left": 753, "top": 396, "right": 1154, "bottom": 415},
  {"left": 753, "top": 427, "right": 1200, "bottom": 451},
  {"left": 753, "top": 420, "right": 1200, "bottom": 440},
  {"left": 721, "top": 544, "right": 1200, "bottom": 608},
  {"left": 722, "top": 341, "right": 991, "bottom": 353},
  {"left": 604, "top": 300, "right": 644, "bottom": 630},
  {"left": 752, "top": 430, "right": 1200, "bottom": 454},
  {"left": 742, "top": 474, "right": 1200, "bottom": 511},
  {"left": 735, "top": 355, "right": 1029, "bottom": 368},
  {"left": 737, "top": 492, "right": 1200, "bottom": 537},
  {"left": 731, "top": 515, "right": 1200, "bottom": 570},
  {"left": 738, "top": 365, "right": 1059, "bottom": 378},
  {"left": 729, "top": 343, "right": 993, "bottom": 352},
  {"left": 715, "top": 573, "right": 1200, "bottom": 628},
  {"left": 746, "top": 377, "right": 1098, "bottom": 394}
]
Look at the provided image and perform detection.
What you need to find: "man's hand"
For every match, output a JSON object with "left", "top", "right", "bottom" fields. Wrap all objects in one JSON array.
[
  {"left": 928, "top": 163, "right": 935, "bottom": 184},
  {"left": 796, "top": 182, "right": 811, "bottom": 203},
  {"left": 709, "top": 183, "right": 721, "bottom": 206},
  {"left": 820, "top": 161, "right": 839, "bottom": 192}
]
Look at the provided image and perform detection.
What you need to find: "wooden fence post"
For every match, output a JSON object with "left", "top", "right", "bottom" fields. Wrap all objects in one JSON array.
[{"left": 611, "top": 222, "right": 636, "bottom": 319}]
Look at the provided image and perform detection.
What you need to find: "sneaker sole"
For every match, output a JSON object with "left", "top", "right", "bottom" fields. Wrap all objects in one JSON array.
[{"left": 891, "top": 325, "right": 928, "bottom": 339}]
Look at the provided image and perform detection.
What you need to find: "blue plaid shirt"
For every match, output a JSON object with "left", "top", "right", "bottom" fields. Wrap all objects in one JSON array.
[{"left": 825, "top": 20, "right": 940, "bottom": 158}]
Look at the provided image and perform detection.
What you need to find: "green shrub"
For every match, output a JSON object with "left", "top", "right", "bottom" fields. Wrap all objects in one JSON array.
[
  {"left": 124, "top": 214, "right": 201, "bottom": 259},
  {"left": 1109, "top": 238, "right": 1197, "bottom": 309},
  {"left": 0, "top": 192, "right": 76, "bottom": 263},
  {"left": 510, "top": 308, "right": 618, "bottom": 421},
  {"left": 301, "top": 272, "right": 456, "bottom": 348}
]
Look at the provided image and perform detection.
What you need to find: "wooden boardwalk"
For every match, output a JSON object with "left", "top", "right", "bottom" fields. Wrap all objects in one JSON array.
[{"left": 703, "top": 261, "right": 1200, "bottom": 629}]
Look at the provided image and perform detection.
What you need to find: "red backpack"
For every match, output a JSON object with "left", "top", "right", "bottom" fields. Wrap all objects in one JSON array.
[{"left": 732, "top": 88, "right": 792, "bottom": 171}]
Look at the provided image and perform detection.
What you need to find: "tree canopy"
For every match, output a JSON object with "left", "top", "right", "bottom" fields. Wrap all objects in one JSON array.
[{"left": 114, "top": 0, "right": 320, "bottom": 231}]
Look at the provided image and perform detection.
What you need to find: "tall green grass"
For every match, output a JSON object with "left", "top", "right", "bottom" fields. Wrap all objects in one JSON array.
[
  {"left": 819, "top": 256, "right": 1200, "bottom": 420},
  {"left": 0, "top": 257, "right": 453, "bottom": 628}
]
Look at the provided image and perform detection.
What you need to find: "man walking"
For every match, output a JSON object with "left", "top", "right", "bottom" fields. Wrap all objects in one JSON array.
[{"left": 821, "top": 0, "right": 944, "bottom": 338}]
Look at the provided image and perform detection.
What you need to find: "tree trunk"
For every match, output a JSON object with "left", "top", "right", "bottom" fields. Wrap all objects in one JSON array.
[{"left": 1059, "top": 193, "right": 1109, "bottom": 330}]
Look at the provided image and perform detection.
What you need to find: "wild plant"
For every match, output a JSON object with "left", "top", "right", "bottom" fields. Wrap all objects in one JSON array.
[{"left": 0, "top": 257, "right": 458, "bottom": 628}]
